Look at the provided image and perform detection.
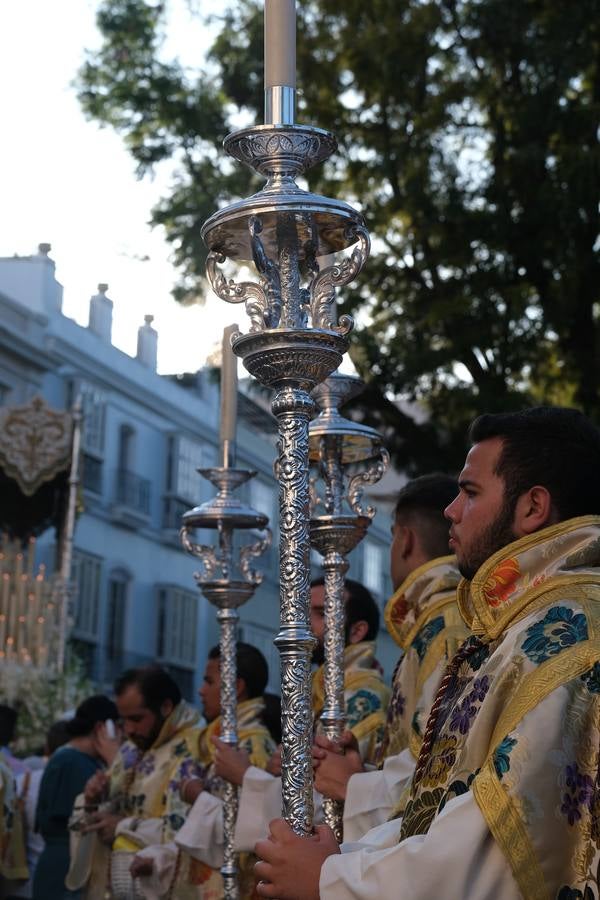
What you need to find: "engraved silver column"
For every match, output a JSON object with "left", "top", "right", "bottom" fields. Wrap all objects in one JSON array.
[
  {"left": 309, "top": 373, "right": 389, "bottom": 840},
  {"left": 181, "top": 468, "right": 271, "bottom": 900},
  {"left": 202, "top": 108, "right": 370, "bottom": 830}
]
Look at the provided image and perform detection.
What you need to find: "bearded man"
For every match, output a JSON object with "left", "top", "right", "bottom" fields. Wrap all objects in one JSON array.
[
  {"left": 129, "top": 642, "right": 277, "bottom": 899},
  {"left": 256, "top": 406, "right": 600, "bottom": 900},
  {"left": 66, "top": 666, "right": 203, "bottom": 900}
]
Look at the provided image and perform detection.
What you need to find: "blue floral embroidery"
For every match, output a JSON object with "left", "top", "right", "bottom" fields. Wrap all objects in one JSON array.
[
  {"left": 120, "top": 743, "right": 140, "bottom": 770},
  {"left": 411, "top": 710, "right": 422, "bottom": 737},
  {"left": 521, "top": 607, "right": 588, "bottom": 664},
  {"left": 449, "top": 675, "right": 491, "bottom": 736},
  {"left": 469, "top": 675, "right": 490, "bottom": 703},
  {"left": 561, "top": 762, "right": 594, "bottom": 825},
  {"left": 346, "top": 689, "right": 381, "bottom": 728},
  {"left": 581, "top": 662, "right": 600, "bottom": 694},
  {"left": 168, "top": 757, "right": 205, "bottom": 793},
  {"left": 450, "top": 696, "right": 478, "bottom": 735},
  {"left": 137, "top": 753, "right": 156, "bottom": 776},
  {"left": 413, "top": 616, "right": 445, "bottom": 662},
  {"left": 465, "top": 641, "right": 491, "bottom": 672},
  {"left": 557, "top": 888, "right": 596, "bottom": 900},
  {"left": 493, "top": 736, "right": 517, "bottom": 779}
]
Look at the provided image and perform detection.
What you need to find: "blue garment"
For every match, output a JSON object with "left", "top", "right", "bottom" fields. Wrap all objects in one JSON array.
[{"left": 32, "top": 747, "right": 101, "bottom": 900}]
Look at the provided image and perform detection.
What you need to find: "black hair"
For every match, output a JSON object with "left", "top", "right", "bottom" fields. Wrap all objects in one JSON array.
[
  {"left": 46, "top": 720, "right": 71, "bottom": 755},
  {"left": 114, "top": 666, "right": 182, "bottom": 715},
  {"left": 311, "top": 577, "right": 380, "bottom": 640},
  {"left": 262, "top": 692, "right": 282, "bottom": 745},
  {"left": 208, "top": 642, "right": 269, "bottom": 700},
  {"left": 469, "top": 406, "right": 600, "bottom": 520},
  {"left": 65, "top": 695, "right": 119, "bottom": 738},
  {"left": 394, "top": 473, "right": 458, "bottom": 559},
  {"left": 0, "top": 705, "right": 17, "bottom": 746}
]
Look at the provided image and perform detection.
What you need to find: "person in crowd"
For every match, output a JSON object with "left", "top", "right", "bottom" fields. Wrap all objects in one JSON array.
[
  {"left": 67, "top": 667, "right": 203, "bottom": 900},
  {"left": 129, "top": 643, "right": 277, "bottom": 899},
  {"left": 32, "top": 696, "right": 118, "bottom": 900},
  {"left": 313, "top": 474, "right": 468, "bottom": 840},
  {"left": 214, "top": 580, "right": 389, "bottom": 854},
  {"left": 0, "top": 706, "right": 27, "bottom": 776},
  {"left": 4, "top": 720, "right": 71, "bottom": 900},
  {"left": 255, "top": 406, "right": 600, "bottom": 899}
]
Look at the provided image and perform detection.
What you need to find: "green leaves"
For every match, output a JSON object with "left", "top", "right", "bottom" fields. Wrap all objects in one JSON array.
[{"left": 77, "top": 0, "right": 600, "bottom": 468}]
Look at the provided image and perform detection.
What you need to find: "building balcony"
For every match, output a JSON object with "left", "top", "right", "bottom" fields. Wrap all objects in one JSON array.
[
  {"left": 82, "top": 453, "right": 103, "bottom": 495},
  {"left": 111, "top": 468, "right": 151, "bottom": 528},
  {"left": 162, "top": 495, "right": 192, "bottom": 531}
]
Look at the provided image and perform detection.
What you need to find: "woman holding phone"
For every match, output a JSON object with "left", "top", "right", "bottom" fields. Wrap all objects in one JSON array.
[{"left": 32, "top": 695, "right": 119, "bottom": 900}]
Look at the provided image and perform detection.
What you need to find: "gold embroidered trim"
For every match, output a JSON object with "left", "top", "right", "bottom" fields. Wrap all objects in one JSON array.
[
  {"left": 401, "top": 593, "right": 458, "bottom": 652},
  {"left": 459, "top": 571, "right": 600, "bottom": 640},
  {"left": 408, "top": 727, "right": 422, "bottom": 760},
  {"left": 487, "top": 636, "right": 600, "bottom": 757},
  {"left": 415, "top": 623, "right": 470, "bottom": 695},
  {"left": 351, "top": 709, "right": 386, "bottom": 741},
  {"left": 473, "top": 760, "right": 548, "bottom": 900},
  {"left": 457, "top": 516, "right": 600, "bottom": 638},
  {"left": 384, "top": 556, "right": 457, "bottom": 648}
]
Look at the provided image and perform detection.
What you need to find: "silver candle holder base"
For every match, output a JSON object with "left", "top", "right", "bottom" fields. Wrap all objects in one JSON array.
[
  {"left": 309, "top": 374, "right": 388, "bottom": 840},
  {"left": 181, "top": 466, "right": 271, "bottom": 900}
]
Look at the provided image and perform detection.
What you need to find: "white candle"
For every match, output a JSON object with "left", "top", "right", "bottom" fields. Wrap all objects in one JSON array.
[
  {"left": 264, "top": 0, "right": 296, "bottom": 89},
  {"left": 26, "top": 538, "right": 35, "bottom": 577},
  {"left": 219, "top": 324, "right": 239, "bottom": 467}
]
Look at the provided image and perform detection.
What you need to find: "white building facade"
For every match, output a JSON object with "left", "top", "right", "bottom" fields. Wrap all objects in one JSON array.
[{"left": 0, "top": 245, "right": 397, "bottom": 698}]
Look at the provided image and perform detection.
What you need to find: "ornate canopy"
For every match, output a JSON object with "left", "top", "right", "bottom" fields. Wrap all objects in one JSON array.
[{"left": 0, "top": 397, "right": 72, "bottom": 539}]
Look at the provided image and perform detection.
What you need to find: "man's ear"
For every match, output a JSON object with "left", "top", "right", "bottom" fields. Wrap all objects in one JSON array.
[
  {"left": 394, "top": 524, "right": 413, "bottom": 559},
  {"left": 513, "top": 485, "right": 555, "bottom": 535},
  {"left": 236, "top": 677, "right": 247, "bottom": 702},
  {"left": 160, "top": 699, "right": 175, "bottom": 719},
  {"left": 401, "top": 526, "right": 414, "bottom": 559},
  {"left": 348, "top": 619, "right": 369, "bottom": 644}
]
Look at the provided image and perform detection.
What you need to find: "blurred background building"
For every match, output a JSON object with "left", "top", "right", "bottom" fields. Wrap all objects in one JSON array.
[{"left": 0, "top": 244, "right": 397, "bottom": 699}]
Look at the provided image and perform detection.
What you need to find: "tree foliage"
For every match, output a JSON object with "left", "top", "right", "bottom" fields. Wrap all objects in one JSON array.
[{"left": 77, "top": 0, "right": 600, "bottom": 470}]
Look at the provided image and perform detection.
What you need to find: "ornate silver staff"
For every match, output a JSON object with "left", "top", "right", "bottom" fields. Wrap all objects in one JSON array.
[
  {"left": 57, "top": 396, "right": 83, "bottom": 674},
  {"left": 201, "top": 1, "right": 370, "bottom": 834},
  {"left": 309, "top": 373, "right": 388, "bottom": 840},
  {"left": 181, "top": 327, "right": 271, "bottom": 900}
]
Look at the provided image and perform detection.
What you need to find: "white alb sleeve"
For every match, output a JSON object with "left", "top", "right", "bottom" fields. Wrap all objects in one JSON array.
[
  {"left": 342, "top": 748, "right": 415, "bottom": 842},
  {"left": 321, "top": 790, "right": 517, "bottom": 900}
]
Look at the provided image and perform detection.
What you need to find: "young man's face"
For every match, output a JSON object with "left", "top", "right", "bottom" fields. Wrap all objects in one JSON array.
[
  {"left": 116, "top": 685, "right": 165, "bottom": 751},
  {"left": 445, "top": 436, "right": 517, "bottom": 579},
  {"left": 198, "top": 658, "right": 221, "bottom": 723}
]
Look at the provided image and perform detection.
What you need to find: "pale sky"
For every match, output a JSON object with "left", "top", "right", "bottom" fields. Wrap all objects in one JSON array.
[{"left": 0, "top": 0, "right": 240, "bottom": 374}]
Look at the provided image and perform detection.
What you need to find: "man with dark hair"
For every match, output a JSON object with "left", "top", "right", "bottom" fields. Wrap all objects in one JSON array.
[
  {"left": 255, "top": 406, "right": 600, "bottom": 899},
  {"left": 214, "top": 579, "right": 389, "bottom": 862},
  {"left": 313, "top": 474, "right": 467, "bottom": 840},
  {"left": 309, "top": 577, "right": 388, "bottom": 766},
  {"left": 68, "top": 666, "right": 203, "bottom": 900},
  {"left": 130, "top": 643, "right": 276, "bottom": 898}
]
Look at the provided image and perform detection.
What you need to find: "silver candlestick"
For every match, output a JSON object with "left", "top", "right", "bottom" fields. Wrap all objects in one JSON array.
[
  {"left": 309, "top": 373, "right": 388, "bottom": 840},
  {"left": 201, "top": 19, "right": 370, "bottom": 834},
  {"left": 181, "top": 468, "right": 271, "bottom": 900}
]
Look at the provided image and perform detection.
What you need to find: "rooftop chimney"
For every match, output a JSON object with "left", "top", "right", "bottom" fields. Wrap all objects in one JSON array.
[
  {"left": 88, "top": 283, "right": 113, "bottom": 342},
  {"left": 137, "top": 314, "right": 158, "bottom": 371}
]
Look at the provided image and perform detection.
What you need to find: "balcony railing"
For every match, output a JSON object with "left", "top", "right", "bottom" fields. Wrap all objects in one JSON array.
[
  {"left": 115, "top": 468, "right": 151, "bottom": 516},
  {"left": 162, "top": 495, "right": 192, "bottom": 530},
  {"left": 82, "top": 454, "right": 103, "bottom": 495}
]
